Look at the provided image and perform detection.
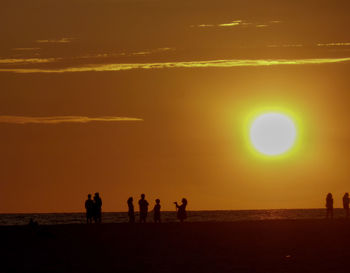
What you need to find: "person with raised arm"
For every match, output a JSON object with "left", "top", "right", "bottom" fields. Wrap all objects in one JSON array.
[{"left": 174, "top": 198, "right": 188, "bottom": 223}]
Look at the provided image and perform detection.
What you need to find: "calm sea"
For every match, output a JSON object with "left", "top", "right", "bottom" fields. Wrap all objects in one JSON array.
[{"left": 0, "top": 209, "right": 346, "bottom": 226}]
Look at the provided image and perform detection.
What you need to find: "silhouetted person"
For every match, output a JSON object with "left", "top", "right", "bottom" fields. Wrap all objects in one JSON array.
[
  {"left": 175, "top": 198, "right": 187, "bottom": 223},
  {"left": 343, "top": 193, "right": 350, "bottom": 218},
  {"left": 28, "top": 218, "right": 38, "bottom": 228},
  {"left": 326, "top": 193, "right": 334, "bottom": 219},
  {"left": 138, "top": 194, "right": 149, "bottom": 223},
  {"left": 93, "top": 192, "right": 102, "bottom": 223},
  {"left": 28, "top": 218, "right": 39, "bottom": 234},
  {"left": 85, "top": 194, "right": 94, "bottom": 224},
  {"left": 153, "top": 199, "right": 161, "bottom": 223},
  {"left": 127, "top": 197, "right": 135, "bottom": 223}
]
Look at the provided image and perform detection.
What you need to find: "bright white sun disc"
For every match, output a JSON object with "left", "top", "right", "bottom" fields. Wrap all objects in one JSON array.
[{"left": 250, "top": 113, "right": 296, "bottom": 156}]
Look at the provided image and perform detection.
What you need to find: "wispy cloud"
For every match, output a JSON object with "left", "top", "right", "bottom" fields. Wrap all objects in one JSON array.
[
  {"left": 256, "top": 24, "right": 269, "bottom": 28},
  {"left": 80, "top": 47, "right": 174, "bottom": 59},
  {"left": 130, "top": 47, "right": 174, "bottom": 56},
  {"left": 80, "top": 52, "right": 126, "bottom": 59},
  {"left": 0, "top": 116, "right": 143, "bottom": 124},
  {"left": 267, "top": 44, "right": 303, "bottom": 48},
  {"left": 36, "top": 37, "right": 74, "bottom": 44},
  {"left": 218, "top": 20, "right": 243, "bottom": 27},
  {"left": 12, "top": 48, "right": 40, "bottom": 51},
  {"left": 317, "top": 42, "right": 350, "bottom": 47},
  {"left": 131, "top": 51, "right": 151, "bottom": 56},
  {"left": 192, "top": 19, "right": 280, "bottom": 28},
  {"left": 155, "top": 47, "right": 174, "bottom": 52},
  {"left": 1, "top": 57, "right": 349, "bottom": 74},
  {"left": 197, "top": 24, "right": 215, "bottom": 27},
  {"left": 0, "top": 58, "right": 60, "bottom": 64},
  {"left": 192, "top": 20, "right": 243, "bottom": 28},
  {"left": 0, "top": 47, "right": 176, "bottom": 67}
]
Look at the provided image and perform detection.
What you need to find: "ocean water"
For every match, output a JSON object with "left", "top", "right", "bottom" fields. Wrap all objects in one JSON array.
[{"left": 0, "top": 209, "right": 347, "bottom": 226}]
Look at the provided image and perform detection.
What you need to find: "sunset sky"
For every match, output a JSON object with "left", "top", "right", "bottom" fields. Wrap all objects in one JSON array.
[{"left": 1, "top": 0, "right": 350, "bottom": 213}]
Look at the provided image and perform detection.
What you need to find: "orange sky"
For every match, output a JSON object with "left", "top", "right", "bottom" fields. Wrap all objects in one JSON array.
[{"left": 1, "top": 0, "right": 350, "bottom": 213}]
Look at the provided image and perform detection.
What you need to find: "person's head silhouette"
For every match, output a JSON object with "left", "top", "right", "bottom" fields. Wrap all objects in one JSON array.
[
  {"left": 88, "top": 194, "right": 92, "bottom": 199},
  {"left": 182, "top": 198, "right": 187, "bottom": 205},
  {"left": 156, "top": 199, "right": 160, "bottom": 204},
  {"left": 95, "top": 192, "right": 99, "bottom": 197},
  {"left": 141, "top": 194, "right": 145, "bottom": 200},
  {"left": 345, "top": 193, "right": 349, "bottom": 198},
  {"left": 127, "top": 197, "right": 133, "bottom": 203},
  {"left": 327, "top": 193, "right": 332, "bottom": 199}
]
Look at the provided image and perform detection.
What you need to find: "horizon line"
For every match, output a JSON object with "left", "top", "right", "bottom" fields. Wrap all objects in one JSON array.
[{"left": 0, "top": 208, "right": 332, "bottom": 214}]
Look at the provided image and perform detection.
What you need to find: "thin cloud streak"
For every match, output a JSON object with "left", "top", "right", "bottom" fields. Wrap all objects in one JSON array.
[
  {"left": 0, "top": 116, "right": 143, "bottom": 124},
  {"left": 256, "top": 24, "right": 269, "bottom": 28},
  {"left": 267, "top": 44, "right": 303, "bottom": 48},
  {"left": 0, "top": 57, "right": 350, "bottom": 74},
  {"left": 192, "top": 19, "right": 280, "bottom": 28},
  {"left": 12, "top": 48, "right": 40, "bottom": 51},
  {"left": 0, "top": 58, "right": 60, "bottom": 64},
  {"left": 197, "top": 24, "right": 215, "bottom": 27},
  {"left": 36, "top": 38, "right": 74, "bottom": 44},
  {"left": 317, "top": 42, "right": 350, "bottom": 47},
  {"left": 218, "top": 20, "right": 242, "bottom": 27},
  {"left": 79, "top": 47, "right": 174, "bottom": 59},
  {"left": 132, "top": 51, "right": 151, "bottom": 56}
]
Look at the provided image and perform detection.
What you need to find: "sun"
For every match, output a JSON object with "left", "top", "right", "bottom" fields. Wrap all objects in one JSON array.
[{"left": 249, "top": 113, "right": 297, "bottom": 156}]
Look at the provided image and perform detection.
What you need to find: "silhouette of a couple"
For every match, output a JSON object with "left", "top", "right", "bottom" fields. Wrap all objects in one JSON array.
[
  {"left": 127, "top": 194, "right": 188, "bottom": 223},
  {"left": 326, "top": 192, "right": 350, "bottom": 219},
  {"left": 127, "top": 194, "right": 153, "bottom": 223},
  {"left": 85, "top": 193, "right": 102, "bottom": 224}
]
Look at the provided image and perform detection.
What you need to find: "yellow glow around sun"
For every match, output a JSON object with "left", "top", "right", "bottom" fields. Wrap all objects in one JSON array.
[{"left": 243, "top": 106, "right": 303, "bottom": 159}]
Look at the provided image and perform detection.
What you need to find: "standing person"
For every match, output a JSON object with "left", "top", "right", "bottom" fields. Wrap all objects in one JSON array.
[
  {"left": 94, "top": 192, "right": 102, "bottom": 223},
  {"left": 138, "top": 194, "right": 149, "bottom": 223},
  {"left": 343, "top": 193, "right": 350, "bottom": 218},
  {"left": 153, "top": 199, "right": 161, "bottom": 223},
  {"left": 127, "top": 197, "right": 135, "bottom": 223},
  {"left": 85, "top": 194, "right": 94, "bottom": 224},
  {"left": 326, "top": 193, "right": 334, "bottom": 219},
  {"left": 174, "top": 198, "right": 188, "bottom": 223}
]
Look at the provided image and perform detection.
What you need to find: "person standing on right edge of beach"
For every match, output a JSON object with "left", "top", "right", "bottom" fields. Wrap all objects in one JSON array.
[
  {"left": 326, "top": 193, "right": 334, "bottom": 219},
  {"left": 127, "top": 197, "right": 135, "bottom": 223},
  {"left": 343, "top": 193, "right": 350, "bottom": 218},
  {"left": 175, "top": 198, "right": 187, "bottom": 223},
  {"left": 138, "top": 194, "right": 149, "bottom": 223}
]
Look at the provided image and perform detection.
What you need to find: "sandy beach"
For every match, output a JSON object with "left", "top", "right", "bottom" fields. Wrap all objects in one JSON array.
[{"left": 1, "top": 219, "right": 350, "bottom": 273}]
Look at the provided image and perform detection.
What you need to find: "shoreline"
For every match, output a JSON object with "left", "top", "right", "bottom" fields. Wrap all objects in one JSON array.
[
  {"left": 1, "top": 209, "right": 349, "bottom": 226},
  {"left": 1, "top": 217, "right": 350, "bottom": 228}
]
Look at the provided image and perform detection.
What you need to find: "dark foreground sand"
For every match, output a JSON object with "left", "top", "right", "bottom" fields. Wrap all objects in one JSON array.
[{"left": 1, "top": 219, "right": 350, "bottom": 273}]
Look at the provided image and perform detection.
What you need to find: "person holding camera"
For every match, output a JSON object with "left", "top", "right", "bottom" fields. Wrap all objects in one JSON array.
[{"left": 174, "top": 198, "right": 188, "bottom": 223}]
